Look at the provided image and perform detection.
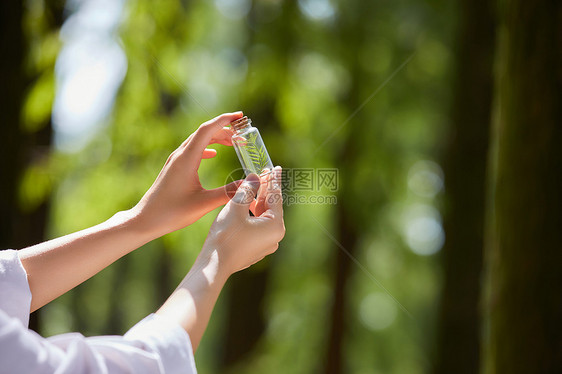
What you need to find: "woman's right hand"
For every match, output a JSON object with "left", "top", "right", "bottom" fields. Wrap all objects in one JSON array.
[{"left": 202, "top": 167, "right": 285, "bottom": 276}]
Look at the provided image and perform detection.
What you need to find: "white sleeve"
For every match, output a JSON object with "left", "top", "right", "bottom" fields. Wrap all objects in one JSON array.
[
  {"left": 0, "top": 250, "right": 198, "bottom": 374},
  {"left": 0, "top": 250, "right": 32, "bottom": 326}
]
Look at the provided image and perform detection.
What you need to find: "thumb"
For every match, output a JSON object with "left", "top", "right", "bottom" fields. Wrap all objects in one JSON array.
[{"left": 229, "top": 173, "right": 261, "bottom": 214}]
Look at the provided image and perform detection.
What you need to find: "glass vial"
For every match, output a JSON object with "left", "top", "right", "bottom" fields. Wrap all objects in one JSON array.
[{"left": 231, "top": 116, "right": 274, "bottom": 176}]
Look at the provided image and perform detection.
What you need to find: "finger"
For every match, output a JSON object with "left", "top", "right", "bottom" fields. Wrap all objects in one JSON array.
[
  {"left": 254, "top": 170, "right": 271, "bottom": 216},
  {"left": 186, "top": 112, "right": 243, "bottom": 159},
  {"left": 206, "top": 179, "right": 243, "bottom": 206},
  {"left": 202, "top": 148, "right": 218, "bottom": 159},
  {"left": 209, "top": 127, "right": 235, "bottom": 146},
  {"left": 181, "top": 127, "right": 233, "bottom": 151},
  {"left": 229, "top": 173, "right": 260, "bottom": 215},
  {"left": 265, "top": 166, "right": 283, "bottom": 216}
]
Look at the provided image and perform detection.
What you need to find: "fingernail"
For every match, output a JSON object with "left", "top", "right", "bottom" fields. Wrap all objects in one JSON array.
[{"left": 246, "top": 173, "right": 259, "bottom": 182}]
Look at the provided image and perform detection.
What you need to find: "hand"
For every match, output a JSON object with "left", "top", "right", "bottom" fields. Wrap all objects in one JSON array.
[
  {"left": 203, "top": 167, "right": 285, "bottom": 276},
  {"left": 155, "top": 168, "right": 284, "bottom": 351},
  {"left": 132, "top": 112, "right": 245, "bottom": 237}
]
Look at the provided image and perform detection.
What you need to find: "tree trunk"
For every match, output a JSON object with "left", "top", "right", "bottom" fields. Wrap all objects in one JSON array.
[
  {"left": 323, "top": 8, "right": 366, "bottom": 372},
  {"left": 222, "top": 268, "right": 270, "bottom": 367},
  {"left": 324, "top": 199, "right": 359, "bottom": 374},
  {"left": 0, "top": 0, "right": 26, "bottom": 250},
  {"left": 434, "top": 0, "right": 495, "bottom": 373},
  {"left": 483, "top": 0, "right": 562, "bottom": 372},
  {"left": 0, "top": 0, "right": 63, "bottom": 333}
]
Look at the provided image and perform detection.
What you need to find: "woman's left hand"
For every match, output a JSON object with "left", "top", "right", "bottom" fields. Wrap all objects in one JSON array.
[{"left": 132, "top": 112, "right": 244, "bottom": 237}]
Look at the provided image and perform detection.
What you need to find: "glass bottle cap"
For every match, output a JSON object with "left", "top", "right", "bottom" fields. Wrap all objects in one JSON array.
[{"left": 231, "top": 116, "right": 252, "bottom": 132}]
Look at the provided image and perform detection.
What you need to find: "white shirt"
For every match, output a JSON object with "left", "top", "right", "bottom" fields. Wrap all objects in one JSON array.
[{"left": 0, "top": 250, "right": 197, "bottom": 374}]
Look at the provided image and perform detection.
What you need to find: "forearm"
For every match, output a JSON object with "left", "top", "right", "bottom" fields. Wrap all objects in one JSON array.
[
  {"left": 155, "top": 248, "right": 229, "bottom": 352},
  {"left": 19, "top": 209, "right": 156, "bottom": 312}
]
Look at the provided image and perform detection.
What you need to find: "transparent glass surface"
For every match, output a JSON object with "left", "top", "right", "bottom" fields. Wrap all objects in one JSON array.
[{"left": 232, "top": 126, "right": 274, "bottom": 176}]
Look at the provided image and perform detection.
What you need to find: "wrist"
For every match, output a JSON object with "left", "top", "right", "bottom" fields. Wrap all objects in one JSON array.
[{"left": 196, "top": 245, "right": 233, "bottom": 284}]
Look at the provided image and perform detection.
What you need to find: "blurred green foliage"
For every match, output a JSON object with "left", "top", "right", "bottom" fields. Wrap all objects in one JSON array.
[{"left": 24, "top": 0, "right": 458, "bottom": 372}]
